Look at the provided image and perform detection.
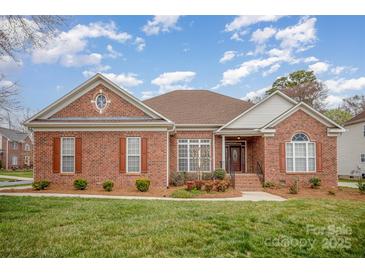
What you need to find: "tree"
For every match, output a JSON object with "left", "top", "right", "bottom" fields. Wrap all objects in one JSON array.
[
  {"left": 324, "top": 108, "right": 353, "bottom": 125},
  {"left": 342, "top": 95, "right": 365, "bottom": 116},
  {"left": 0, "top": 16, "right": 64, "bottom": 60},
  {"left": 266, "top": 70, "right": 328, "bottom": 111}
]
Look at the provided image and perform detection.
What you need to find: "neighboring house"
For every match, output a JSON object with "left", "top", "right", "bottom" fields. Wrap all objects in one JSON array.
[
  {"left": 25, "top": 74, "right": 344, "bottom": 190},
  {"left": 338, "top": 110, "right": 365, "bottom": 178},
  {"left": 0, "top": 127, "right": 33, "bottom": 170}
]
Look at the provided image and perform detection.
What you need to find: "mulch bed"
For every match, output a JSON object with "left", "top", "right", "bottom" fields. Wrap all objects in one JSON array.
[
  {"left": 0, "top": 184, "right": 242, "bottom": 198},
  {"left": 265, "top": 185, "right": 365, "bottom": 201}
]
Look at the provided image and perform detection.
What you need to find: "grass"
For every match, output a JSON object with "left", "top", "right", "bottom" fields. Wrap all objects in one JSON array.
[
  {"left": 0, "top": 183, "right": 31, "bottom": 188},
  {"left": 0, "top": 196, "right": 364, "bottom": 257},
  {"left": 0, "top": 170, "right": 33, "bottom": 178},
  {"left": 0, "top": 178, "right": 18, "bottom": 182},
  {"left": 170, "top": 188, "right": 205, "bottom": 198},
  {"left": 339, "top": 178, "right": 363, "bottom": 183}
]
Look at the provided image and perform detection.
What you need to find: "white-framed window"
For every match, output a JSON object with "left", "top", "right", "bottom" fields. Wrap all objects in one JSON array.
[
  {"left": 24, "top": 144, "right": 30, "bottom": 151},
  {"left": 11, "top": 156, "right": 18, "bottom": 166},
  {"left": 127, "top": 137, "right": 141, "bottom": 173},
  {"left": 12, "top": 142, "right": 18, "bottom": 149},
  {"left": 363, "top": 125, "right": 365, "bottom": 137},
  {"left": 286, "top": 133, "right": 316, "bottom": 173},
  {"left": 61, "top": 137, "right": 75, "bottom": 173},
  {"left": 178, "top": 139, "right": 211, "bottom": 172},
  {"left": 24, "top": 156, "right": 30, "bottom": 166},
  {"left": 95, "top": 94, "right": 107, "bottom": 110},
  {"left": 361, "top": 154, "right": 365, "bottom": 163}
]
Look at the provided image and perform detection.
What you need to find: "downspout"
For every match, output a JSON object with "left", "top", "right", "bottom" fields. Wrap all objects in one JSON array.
[
  {"left": 6, "top": 138, "right": 9, "bottom": 170},
  {"left": 166, "top": 123, "right": 176, "bottom": 188}
]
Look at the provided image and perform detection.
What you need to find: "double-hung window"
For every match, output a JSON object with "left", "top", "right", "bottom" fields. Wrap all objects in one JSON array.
[
  {"left": 127, "top": 137, "right": 141, "bottom": 173},
  {"left": 286, "top": 133, "right": 316, "bottom": 172},
  {"left": 24, "top": 144, "right": 30, "bottom": 151},
  {"left": 12, "top": 142, "right": 18, "bottom": 149},
  {"left": 178, "top": 139, "right": 211, "bottom": 172},
  {"left": 61, "top": 137, "right": 75, "bottom": 173},
  {"left": 361, "top": 154, "right": 365, "bottom": 163},
  {"left": 11, "top": 156, "right": 18, "bottom": 166}
]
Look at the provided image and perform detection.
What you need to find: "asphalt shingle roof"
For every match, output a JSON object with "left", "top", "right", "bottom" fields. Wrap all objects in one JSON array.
[
  {"left": 0, "top": 127, "right": 29, "bottom": 142},
  {"left": 344, "top": 110, "right": 365, "bottom": 126}
]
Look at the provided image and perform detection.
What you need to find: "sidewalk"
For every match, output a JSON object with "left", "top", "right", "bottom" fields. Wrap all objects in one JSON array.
[
  {"left": 0, "top": 191, "right": 286, "bottom": 202},
  {"left": 0, "top": 175, "right": 33, "bottom": 181}
]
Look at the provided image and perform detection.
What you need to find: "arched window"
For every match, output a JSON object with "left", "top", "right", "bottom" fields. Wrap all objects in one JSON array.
[{"left": 286, "top": 133, "right": 316, "bottom": 172}]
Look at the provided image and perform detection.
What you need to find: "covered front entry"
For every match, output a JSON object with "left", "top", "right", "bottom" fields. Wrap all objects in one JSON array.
[{"left": 225, "top": 138, "right": 247, "bottom": 173}]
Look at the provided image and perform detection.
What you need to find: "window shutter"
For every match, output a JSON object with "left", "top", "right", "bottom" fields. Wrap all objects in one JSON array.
[
  {"left": 120, "top": 137, "right": 126, "bottom": 173},
  {"left": 279, "top": 143, "right": 286, "bottom": 172},
  {"left": 141, "top": 137, "right": 148, "bottom": 173},
  {"left": 316, "top": 142, "right": 323, "bottom": 172},
  {"left": 75, "top": 137, "right": 82, "bottom": 173},
  {"left": 53, "top": 137, "right": 60, "bottom": 173}
]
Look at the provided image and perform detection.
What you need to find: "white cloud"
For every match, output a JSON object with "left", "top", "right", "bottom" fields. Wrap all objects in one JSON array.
[
  {"left": 241, "top": 86, "right": 270, "bottom": 101},
  {"left": 263, "top": 63, "right": 280, "bottom": 76},
  {"left": 330, "top": 66, "right": 357, "bottom": 75},
  {"left": 230, "top": 30, "right": 249, "bottom": 41},
  {"left": 219, "top": 51, "right": 236, "bottom": 64},
  {"left": 151, "top": 71, "right": 196, "bottom": 92},
  {"left": 142, "top": 16, "right": 180, "bottom": 36},
  {"left": 0, "top": 55, "right": 23, "bottom": 72},
  {"left": 31, "top": 22, "right": 132, "bottom": 67},
  {"left": 106, "top": 44, "right": 122, "bottom": 59},
  {"left": 309, "top": 61, "right": 330, "bottom": 74},
  {"left": 324, "top": 95, "right": 344, "bottom": 108},
  {"left": 82, "top": 70, "right": 142, "bottom": 88},
  {"left": 303, "top": 56, "right": 319, "bottom": 63},
  {"left": 141, "top": 91, "right": 154, "bottom": 100},
  {"left": 134, "top": 37, "right": 146, "bottom": 52},
  {"left": 275, "top": 17, "right": 317, "bottom": 51},
  {"left": 251, "top": 27, "right": 276, "bottom": 44},
  {"left": 0, "top": 78, "right": 15, "bottom": 89},
  {"left": 60, "top": 53, "right": 102, "bottom": 67},
  {"left": 225, "top": 16, "right": 283, "bottom": 32},
  {"left": 324, "top": 77, "right": 365, "bottom": 93}
]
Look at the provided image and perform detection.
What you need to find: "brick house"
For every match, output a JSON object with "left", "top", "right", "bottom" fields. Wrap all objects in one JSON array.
[
  {"left": 25, "top": 74, "right": 344, "bottom": 189},
  {"left": 0, "top": 127, "right": 33, "bottom": 170}
]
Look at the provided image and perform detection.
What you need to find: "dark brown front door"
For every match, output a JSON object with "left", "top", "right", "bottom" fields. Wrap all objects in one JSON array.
[{"left": 230, "top": 146, "right": 241, "bottom": 172}]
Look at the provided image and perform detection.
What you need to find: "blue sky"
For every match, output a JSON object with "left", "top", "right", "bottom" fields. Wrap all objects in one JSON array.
[{"left": 2, "top": 15, "right": 365, "bottom": 114}]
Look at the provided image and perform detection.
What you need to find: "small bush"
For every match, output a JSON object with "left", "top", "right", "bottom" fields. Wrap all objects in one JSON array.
[
  {"left": 202, "top": 172, "right": 213, "bottom": 180},
  {"left": 358, "top": 181, "right": 365, "bottom": 194},
  {"left": 103, "top": 180, "right": 114, "bottom": 192},
  {"left": 289, "top": 180, "right": 299, "bottom": 194},
  {"left": 213, "top": 168, "right": 226, "bottom": 180},
  {"left": 74, "top": 179, "right": 88, "bottom": 190},
  {"left": 136, "top": 178, "right": 150, "bottom": 192},
  {"left": 216, "top": 180, "right": 229, "bottom": 192},
  {"left": 186, "top": 181, "right": 195, "bottom": 191},
  {"left": 309, "top": 177, "right": 321, "bottom": 188},
  {"left": 194, "top": 180, "right": 204, "bottom": 190},
  {"left": 204, "top": 181, "right": 214, "bottom": 192},
  {"left": 263, "top": 181, "right": 275, "bottom": 188},
  {"left": 170, "top": 172, "right": 185, "bottom": 186},
  {"left": 185, "top": 172, "right": 198, "bottom": 181},
  {"left": 32, "top": 180, "right": 50, "bottom": 190}
]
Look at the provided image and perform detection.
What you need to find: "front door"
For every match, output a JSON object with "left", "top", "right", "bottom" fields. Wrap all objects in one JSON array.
[{"left": 230, "top": 146, "right": 241, "bottom": 172}]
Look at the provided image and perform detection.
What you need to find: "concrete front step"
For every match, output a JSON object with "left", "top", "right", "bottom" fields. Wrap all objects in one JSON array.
[{"left": 233, "top": 173, "right": 263, "bottom": 191}]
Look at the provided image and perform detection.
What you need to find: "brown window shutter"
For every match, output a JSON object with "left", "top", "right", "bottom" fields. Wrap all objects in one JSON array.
[
  {"left": 53, "top": 137, "right": 61, "bottom": 173},
  {"left": 316, "top": 142, "right": 323, "bottom": 172},
  {"left": 141, "top": 137, "right": 148, "bottom": 173},
  {"left": 75, "top": 137, "right": 82, "bottom": 173},
  {"left": 120, "top": 138, "right": 126, "bottom": 173},
  {"left": 279, "top": 143, "right": 286, "bottom": 172}
]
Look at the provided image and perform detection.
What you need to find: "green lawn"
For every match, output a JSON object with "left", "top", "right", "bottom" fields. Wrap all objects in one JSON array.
[
  {"left": 0, "top": 196, "right": 364, "bottom": 257},
  {"left": 0, "top": 170, "right": 33, "bottom": 178},
  {"left": 339, "top": 178, "right": 363, "bottom": 183}
]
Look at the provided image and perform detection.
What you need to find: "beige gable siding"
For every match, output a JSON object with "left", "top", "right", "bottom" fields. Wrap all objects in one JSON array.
[
  {"left": 226, "top": 94, "right": 294, "bottom": 129},
  {"left": 338, "top": 122, "right": 365, "bottom": 176}
]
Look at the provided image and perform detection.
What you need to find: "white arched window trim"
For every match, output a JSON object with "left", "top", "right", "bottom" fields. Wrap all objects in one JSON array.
[{"left": 286, "top": 133, "right": 316, "bottom": 173}]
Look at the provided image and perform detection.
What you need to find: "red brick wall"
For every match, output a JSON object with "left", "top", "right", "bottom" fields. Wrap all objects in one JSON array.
[
  {"left": 263, "top": 109, "right": 337, "bottom": 187},
  {"left": 169, "top": 131, "right": 215, "bottom": 176},
  {"left": 1, "top": 136, "right": 33, "bottom": 170},
  {"left": 51, "top": 84, "right": 147, "bottom": 118},
  {"left": 34, "top": 131, "right": 167, "bottom": 189}
]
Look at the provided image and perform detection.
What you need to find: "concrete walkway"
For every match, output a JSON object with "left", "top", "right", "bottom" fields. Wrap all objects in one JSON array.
[
  {"left": 0, "top": 191, "right": 286, "bottom": 202},
  {"left": 0, "top": 180, "right": 32, "bottom": 187},
  {"left": 0, "top": 175, "right": 33, "bottom": 181},
  {"left": 0, "top": 186, "right": 32, "bottom": 191},
  {"left": 338, "top": 182, "right": 359, "bottom": 189}
]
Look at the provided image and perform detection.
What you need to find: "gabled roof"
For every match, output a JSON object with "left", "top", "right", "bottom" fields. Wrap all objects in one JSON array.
[
  {"left": 344, "top": 110, "right": 365, "bottom": 126},
  {"left": 143, "top": 90, "right": 252, "bottom": 125},
  {"left": 25, "top": 74, "right": 173, "bottom": 126},
  {"left": 0, "top": 127, "right": 29, "bottom": 142}
]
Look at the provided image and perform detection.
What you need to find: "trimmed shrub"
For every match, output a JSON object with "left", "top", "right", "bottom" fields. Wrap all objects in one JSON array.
[
  {"left": 74, "top": 179, "right": 88, "bottom": 190},
  {"left": 103, "top": 180, "right": 114, "bottom": 192},
  {"left": 263, "top": 181, "right": 275, "bottom": 188},
  {"left": 136, "top": 178, "right": 150, "bottom": 192},
  {"left": 289, "top": 180, "right": 299, "bottom": 194},
  {"left": 170, "top": 172, "right": 185, "bottom": 186},
  {"left": 309, "top": 177, "right": 321, "bottom": 189},
  {"left": 32, "top": 180, "right": 50, "bottom": 190},
  {"left": 213, "top": 168, "right": 226, "bottom": 180},
  {"left": 358, "top": 182, "right": 365, "bottom": 194},
  {"left": 204, "top": 181, "right": 214, "bottom": 193}
]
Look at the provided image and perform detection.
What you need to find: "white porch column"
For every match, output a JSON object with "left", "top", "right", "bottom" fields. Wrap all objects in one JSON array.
[{"left": 222, "top": 135, "right": 225, "bottom": 171}]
